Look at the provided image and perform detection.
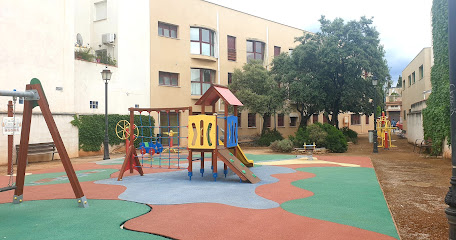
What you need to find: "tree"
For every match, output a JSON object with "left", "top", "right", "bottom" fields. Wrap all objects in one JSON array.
[
  {"left": 396, "top": 76, "right": 402, "bottom": 88},
  {"left": 271, "top": 50, "right": 325, "bottom": 127},
  {"left": 292, "top": 16, "right": 389, "bottom": 128},
  {"left": 229, "top": 60, "right": 285, "bottom": 134}
]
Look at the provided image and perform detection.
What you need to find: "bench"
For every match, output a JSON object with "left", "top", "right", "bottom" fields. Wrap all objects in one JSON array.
[
  {"left": 295, "top": 143, "right": 317, "bottom": 158},
  {"left": 15, "top": 142, "right": 57, "bottom": 164},
  {"left": 413, "top": 139, "right": 432, "bottom": 154}
]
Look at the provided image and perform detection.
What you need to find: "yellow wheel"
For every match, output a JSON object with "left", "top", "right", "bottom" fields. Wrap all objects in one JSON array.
[{"left": 115, "top": 120, "right": 139, "bottom": 140}]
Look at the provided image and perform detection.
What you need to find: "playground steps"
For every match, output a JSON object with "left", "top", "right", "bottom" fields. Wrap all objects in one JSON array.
[
  {"left": 217, "top": 146, "right": 260, "bottom": 184},
  {"left": 229, "top": 145, "right": 254, "bottom": 167}
]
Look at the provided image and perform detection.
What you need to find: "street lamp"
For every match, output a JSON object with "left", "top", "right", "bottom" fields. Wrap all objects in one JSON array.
[
  {"left": 372, "top": 75, "right": 378, "bottom": 153},
  {"left": 101, "top": 67, "right": 112, "bottom": 160}
]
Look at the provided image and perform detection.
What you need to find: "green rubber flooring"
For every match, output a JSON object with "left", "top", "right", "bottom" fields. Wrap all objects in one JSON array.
[
  {"left": 0, "top": 199, "right": 166, "bottom": 240},
  {"left": 244, "top": 153, "right": 298, "bottom": 162},
  {"left": 25, "top": 169, "right": 118, "bottom": 186},
  {"left": 281, "top": 167, "right": 399, "bottom": 239}
]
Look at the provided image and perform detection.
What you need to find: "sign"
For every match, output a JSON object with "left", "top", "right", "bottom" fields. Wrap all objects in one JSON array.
[{"left": 2, "top": 117, "right": 22, "bottom": 135}]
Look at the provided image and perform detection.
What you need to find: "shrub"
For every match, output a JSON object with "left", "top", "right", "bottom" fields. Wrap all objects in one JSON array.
[
  {"left": 71, "top": 114, "right": 155, "bottom": 151},
  {"left": 290, "top": 126, "right": 309, "bottom": 147},
  {"left": 75, "top": 47, "right": 95, "bottom": 62},
  {"left": 341, "top": 127, "right": 358, "bottom": 144},
  {"left": 270, "top": 139, "right": 294, "bottom": 153},
  {"left": 257, "top": 129, "right": 283, "bottom": 146},
  {"left": 307, "top": 123, "right": 327, "bottom": 147},
  {"left": 322, "top": 124, "right": 347, "bottom": 153}
]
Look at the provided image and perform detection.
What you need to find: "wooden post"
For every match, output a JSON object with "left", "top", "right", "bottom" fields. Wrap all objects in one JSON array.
[
  {"left": 7, "top": 101, "right": 13, "bottom": 175},
  {"left": 31, "top": 84, "right": 88, "bottom": 206},
  {"left": 13, "top": 90, "right": 33, "bottom": 203}
]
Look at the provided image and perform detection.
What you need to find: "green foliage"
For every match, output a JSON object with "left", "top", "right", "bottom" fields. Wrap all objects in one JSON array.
[
  {"left": 306, "top": 123, "right": 327, "bottom": 146},
  {"left": 71, "top": 114, "right": 155, "bottom": 152},
  {"left": 257, "top": 129, "right": 284, "bottom": 146},
  {"left": 74, "top": 48, "right": 95, "bottom": 62},
  {"left": 396, "top": 76, "right": 402, "bottom": 88},
  {"left": 341, "top": 127, "right": 358, "bottom": 144},
  {"left": 423, "top": 0, "right": 450, "bottom": 155},
  {"left": 291, "top": 16, "right": 389, "bottom": 127},
  {"left": 271, "top": 52, "right": 325, "bottom": 127},
  {"left": 289, "top": 126, "right": 309, "bottom": 147},
  {"left": 321, "top": 123, "right": 348, "bottom": 153},
  {"left": 270, "top": 139, "right": 294, "bottom": 153},
  {"left": 229, "top": 60, "right": 286, "bottom": 133},
  {"left": 290, "top": 123, "right": 347, "bottom": 152},
  {"left": 97, "top": 53, "right": 117, "bottom": 66}
]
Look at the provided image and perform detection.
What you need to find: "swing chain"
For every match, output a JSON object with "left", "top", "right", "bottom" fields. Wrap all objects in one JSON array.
[{"left": 7, "top": 96, "right": 17, "bottom": 187}]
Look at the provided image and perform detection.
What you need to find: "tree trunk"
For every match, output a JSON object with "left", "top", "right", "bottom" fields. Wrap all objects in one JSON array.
[
  {"left": 261, "top": 114, "right": 270, "bottom": 135},
  {"left": 300, "top": 114, "right": 311, "bottom": 128}
]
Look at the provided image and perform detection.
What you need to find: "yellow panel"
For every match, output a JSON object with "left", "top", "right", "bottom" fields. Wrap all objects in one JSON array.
[{"left": 188, "top": 115, "right": 216, "bottom": 149}]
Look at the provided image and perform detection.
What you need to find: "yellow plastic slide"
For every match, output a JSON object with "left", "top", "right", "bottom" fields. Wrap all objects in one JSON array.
[{"left": 218, "top": 140, "right": 254, "bottom": 167}]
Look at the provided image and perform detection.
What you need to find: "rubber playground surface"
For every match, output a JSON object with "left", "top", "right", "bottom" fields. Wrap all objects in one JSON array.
[{"left": 0, "top": 153, "right": 399, "bottom": 240}]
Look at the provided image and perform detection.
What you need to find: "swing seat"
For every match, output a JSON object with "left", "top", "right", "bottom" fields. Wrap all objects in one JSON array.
[{"left": 0, "top": 185, "right": 16, "bottom": 192}]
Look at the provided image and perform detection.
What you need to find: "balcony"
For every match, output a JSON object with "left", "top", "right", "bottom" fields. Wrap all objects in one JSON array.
[{"left": 386, "top": 105, "right": 401, "bottom": 111}]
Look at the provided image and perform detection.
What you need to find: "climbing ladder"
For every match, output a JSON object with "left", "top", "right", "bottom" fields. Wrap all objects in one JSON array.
[{"left": 216, "top": 146, "right": 260, "bottom": 184}]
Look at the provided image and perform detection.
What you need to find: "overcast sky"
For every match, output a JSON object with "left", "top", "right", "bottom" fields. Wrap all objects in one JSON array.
[{"left": 206, "top": 0, "right": 433, "bottom": 85}]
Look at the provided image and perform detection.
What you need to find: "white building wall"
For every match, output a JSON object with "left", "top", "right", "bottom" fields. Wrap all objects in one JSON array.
[
  {"left": 406, "top": 112, "right": 424, "bottom": 143},
  {"left": 0, "top": 0, "right": 77, "bottom": 165}
]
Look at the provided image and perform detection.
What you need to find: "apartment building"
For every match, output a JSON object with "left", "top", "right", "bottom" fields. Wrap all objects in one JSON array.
[
  {"left": 385, "top": 87, "right": 402, "bottom": 123},
  {"left": 148, "top": 0, "right": 373, "bottom": 141},
  {"left": 400, "top": 47, "right": 432, "bottom": 142}
]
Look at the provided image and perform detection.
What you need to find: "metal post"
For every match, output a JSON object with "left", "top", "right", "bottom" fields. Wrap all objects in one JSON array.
[
  {"left": 103, "top": 81, "right": 110, "bottom": 160},
  {"left": 446, "top": 0, "right": 456, "bottom": 238},
  {"left": 373, "top": 87, "right": 378, "bottom": 153}
]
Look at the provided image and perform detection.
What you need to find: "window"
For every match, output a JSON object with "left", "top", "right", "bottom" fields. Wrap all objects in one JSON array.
[
  {"left": 289, "top": 49, "right": 294, "bottom": 55},
  {"left": 403, "top": 110, "right": 407, "bottom": 120},
  {"left": 313, "top": 114, "right": 318, "bottom": 123},
  {"left": 365, "top": 115, "right": 369, "bottom": 124},
  {"left": 238, "top": 113, "right": 242, "bottom": 128},
  {"left": 403, "top": 80, "right": 406, "bottom": 90},
  {"left": 351, "top": 114, "right": 360, "bottom": 125},
  {"left": 227, "top": 36, "right": 236, "bottom": 61},
  {"left": 248, "top": 113, "right": 256, "bottom": 128},
  {"left": 94, "top": 1, "right": 107, "bottom": 21},
  {"left": 323, "top": 116, "right": 328, "bottom": 123},
  {"left": 191, "top": 68, "right": 215, "bottom": 95},
  {"left": 158, "top": 22, "right": 178, "bottom": 38},
  {"left": 278, "top": 114, "right": 284, "bottom": 127},
  {"left": 90, "top": 101, "right": 98, "bottom": 109},
  {"left": 190, "top": 27, "right": 215, "bottom": 57},
  {"left": 412, "top": 72, "right": 416, "bottom": 84},
  {"left": 419, "top": 65, "right": 424, "bottom": 79},
  {"left": 95, "top": 49, "right": 107, "bottom": 63},
  {"left": 19, "top": 98, "right": 24, "bottom": 104},
  {"left": 246, "top": 40, "right": 265, "bottom": 62},
  {"left": 159, "top": 71, "right": 179, "bottom": 86},
  {"left": 228, "top": 73, "right": 233, "bottom": 84},
  {"left": 274, "top": 46, "right": 281, "bottom": 56},
  {"left": 408, "top": 75, "right": 411, "bottom": 87},
  {"left": 290, "top": 116, "right": 298, "bottom": 127},
  {"left": 135, "top": 104, "right": 139, "bottom": 108},
  {"left": 264, "top": 115, "right": 271, "bottom": 128}
]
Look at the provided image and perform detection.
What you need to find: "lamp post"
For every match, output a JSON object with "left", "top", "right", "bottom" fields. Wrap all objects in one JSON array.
[
  {"left": 101, "top": 67, "right": 112, "bottom": 160},
  {"left": 445, "top": 0, "right": 456, "bottom": 238},
  {"left": 372, "top": 75, "right": 378, "bottom": 153}
]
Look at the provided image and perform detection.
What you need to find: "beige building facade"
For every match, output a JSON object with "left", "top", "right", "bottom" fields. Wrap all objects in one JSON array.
[
  {"left": 148, "top": 0, "right": 373, "bottom": 142},
  {"left": 400, "top": 47, "right": 432, "bottom": 142}
]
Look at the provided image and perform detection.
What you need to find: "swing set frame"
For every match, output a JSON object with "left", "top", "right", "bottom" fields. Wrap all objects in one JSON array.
[{"left": 0, "top": 79, "right": 88, "bottom": 207}]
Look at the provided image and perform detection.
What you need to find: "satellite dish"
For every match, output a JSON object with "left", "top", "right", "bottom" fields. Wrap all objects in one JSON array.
[{"left": 76, "top": 33, "right": 83, "bottom": 46}]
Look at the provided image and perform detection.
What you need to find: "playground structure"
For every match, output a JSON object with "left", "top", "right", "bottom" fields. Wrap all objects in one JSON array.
[
  {"left": 117, "top": 107, "right": 191, "bottom": 180},
  {"left": 376, "top": 112, "right": 397, "bottom": 149},
  {"left": 117, "top": 85, "right": 258, "bottom": 183},
  {"left": 0, "top": 79, "right": 88, "bottom": 207}
]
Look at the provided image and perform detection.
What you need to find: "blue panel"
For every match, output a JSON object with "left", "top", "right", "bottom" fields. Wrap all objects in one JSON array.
[{"left": 226, "top": 116, "right": 238, "bottom": 148}]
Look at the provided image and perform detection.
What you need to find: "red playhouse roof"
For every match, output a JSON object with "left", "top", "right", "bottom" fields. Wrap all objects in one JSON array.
[{"left": 195, "top": 85, "right": 243, "bottom": 106}]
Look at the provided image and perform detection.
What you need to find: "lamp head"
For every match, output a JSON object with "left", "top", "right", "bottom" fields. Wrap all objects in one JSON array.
[
  {"left": 372, "top": 75, "right": 378, "bottom": 86},
  {"left": 101, "top": 67, "right": 112, "bottom": 82}
]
